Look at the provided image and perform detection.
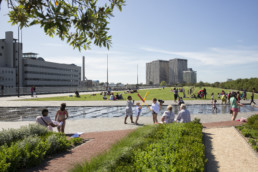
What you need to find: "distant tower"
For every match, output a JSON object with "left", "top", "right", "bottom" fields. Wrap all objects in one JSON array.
[{"left": 82, "top": 56, "right": 85, "bottom": 81}]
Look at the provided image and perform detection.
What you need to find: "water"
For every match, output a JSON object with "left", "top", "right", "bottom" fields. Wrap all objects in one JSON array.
[{"left": 0, "top": 104, "right": 257, "bottom": 122}]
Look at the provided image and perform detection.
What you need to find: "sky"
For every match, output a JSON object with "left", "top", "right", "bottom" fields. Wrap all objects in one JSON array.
[{"left": 0, "top": 0, "right": 258, "bottom": 84}]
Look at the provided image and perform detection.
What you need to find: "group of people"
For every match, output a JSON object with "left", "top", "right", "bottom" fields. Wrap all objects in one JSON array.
[
  {"left": 36, "top": 103, "right": 69, "bottom": 133},
  {"left": 124, "top": 96, "right": 191, "bottom": 125}
]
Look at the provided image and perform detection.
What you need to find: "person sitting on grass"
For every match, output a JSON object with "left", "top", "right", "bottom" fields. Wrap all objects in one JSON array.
[
  {"left": 176, "top": 104, "right": 191, "bottom": 123},
  {"left": 161, "top": 105, "right": 175, "bottom": 124},
  {"left": 36, "top": 109, "right": 59, "bottom": 131},
  {"left": 55, "top": 103, "right": 69, "bottom": 133},
  {"left": 135, "top": 102, "right": 142, "bottom": 125}
]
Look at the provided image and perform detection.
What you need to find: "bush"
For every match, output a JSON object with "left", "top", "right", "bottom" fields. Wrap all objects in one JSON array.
[
  {"left": 0, "top": 124, "right": 49, "bottom": 146},
  {"left": 236, "top": 114, "right": 258, "bottom": 152},
  {"left": 69, "top": 137, "right": 84, "bottom": 147},
  {"left": 46, "top": 133, "right": 71, "bottom": 155},
  {"left": 72, "top": 122, "right": 206, "bottom": 172}
]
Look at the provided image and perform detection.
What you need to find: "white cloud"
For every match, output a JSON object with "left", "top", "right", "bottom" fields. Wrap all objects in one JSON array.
[{"left": 141, "top": 46, "right": 258, "bottom": 66}]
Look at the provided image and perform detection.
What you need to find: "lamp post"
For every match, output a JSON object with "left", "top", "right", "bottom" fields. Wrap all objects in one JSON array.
[
  {"left": 107, "top": 54, "right": 109, "bottom": 91},
  {"left": 17, "top": 26, "right": 20, "bottom": 97}
]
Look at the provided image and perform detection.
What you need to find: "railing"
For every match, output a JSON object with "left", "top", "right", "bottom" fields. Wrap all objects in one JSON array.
[{"left": 0, "top": 85, "right": 161, "bottom": 96}]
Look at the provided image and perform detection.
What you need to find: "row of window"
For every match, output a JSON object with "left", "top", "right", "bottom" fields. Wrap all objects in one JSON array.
[
  {"left": 24, "top": 78, "right": 79, "bottom": 82},
  {"left": 24, "top": 64, "right": 80, "bottom": 73},
  {"left": 1, "top": 70, "right": 14, "bottom": 74},
  {"left": 24, "top": 71, "right": 79, "bottom": 77},
  {"left": 0, "top": 77, "right": 14, "bottom": 81}
]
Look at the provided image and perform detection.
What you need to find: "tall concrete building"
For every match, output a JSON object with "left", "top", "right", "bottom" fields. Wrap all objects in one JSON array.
[
  {"left": 0, "top": 31, "right": 23, "bottom": 88},
  {"left": 183, "top": 68, "right": 197, "bottom": 84},
  {"left": 146, "top": 60, "right": 169, "bottom": 85},
  {"left": 0, "top": 31, "right": 81, "bottom": 88},
  {"left": 146, "top": 58, "right": 196, "bottom": 85}
]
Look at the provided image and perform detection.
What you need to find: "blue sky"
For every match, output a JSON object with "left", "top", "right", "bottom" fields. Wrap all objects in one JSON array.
[{"left": 1, "top": 0, "right": 258, "bottom": 84}]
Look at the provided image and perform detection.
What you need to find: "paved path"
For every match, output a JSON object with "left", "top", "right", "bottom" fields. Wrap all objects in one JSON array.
[
  {"left": 203, "top": 127, "right": 258, "bottom": 172},
  {"left": 26, "top": 129, "right": 134, "bottom": 172}
]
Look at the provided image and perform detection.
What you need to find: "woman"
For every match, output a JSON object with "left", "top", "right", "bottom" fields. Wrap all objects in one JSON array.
[
  {"left": 230, "top": 92, "right": 243, "bottom": 121},
  {"left": 55, "top": 103, "right": 69, "bottom": 133},
  {"left": 161, "top": 105, "right": 174, "bottom": 124}
]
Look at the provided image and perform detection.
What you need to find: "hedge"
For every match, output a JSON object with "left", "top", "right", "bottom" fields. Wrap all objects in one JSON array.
[
  {"left": 72, "top": 119, "right": 206, "bottom": 172},
  {"left": 0, "top": 125, "right": 83, "bottom": 172}
]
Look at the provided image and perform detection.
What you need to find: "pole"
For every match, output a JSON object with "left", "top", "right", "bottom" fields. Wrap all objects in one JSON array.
[
  {"left": 17, "top": 26, "right": 20, "bottom": 97},
  {"left": 137, "top": 64, "right": 138, "bottom": 89},
  {"left": 107, "top": 54, "right": 109, "bottom": 91}
]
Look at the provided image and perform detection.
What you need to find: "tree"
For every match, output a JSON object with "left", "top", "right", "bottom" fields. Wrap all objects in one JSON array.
[
  {"left": 2, "top": 0, "right": 125, "bottom": 51},
  {"left": 160, "top": 81, "right": 167, "bottom": 87},
  {"left": 149, "top": 81, "right": 153, "bottom": 85}
]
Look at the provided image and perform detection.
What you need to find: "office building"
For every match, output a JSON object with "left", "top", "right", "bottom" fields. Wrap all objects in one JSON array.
[
  {"left": 183, "top": 68, "right": 197, "bottom": 84},
  {"left": 0, "top": 31, "right": 81, "bottom": 88},
  {"left": 146, "top": 58, "right": 197, "bottom": 85}
]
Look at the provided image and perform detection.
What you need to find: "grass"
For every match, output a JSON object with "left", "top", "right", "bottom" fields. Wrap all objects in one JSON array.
[
  {"left": 236, "top": 114, "right": 258, "bottom": 152},
  {"left": 70, "top": 120, "right": 206, "bottom": 172},
  {"left": 21, "top": 86, "right": 258, "bottom": 101}
]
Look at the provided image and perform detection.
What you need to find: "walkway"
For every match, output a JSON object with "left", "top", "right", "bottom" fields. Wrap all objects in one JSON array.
[{"left": 203, "top": 123, "right": 258, "bottom": 172}]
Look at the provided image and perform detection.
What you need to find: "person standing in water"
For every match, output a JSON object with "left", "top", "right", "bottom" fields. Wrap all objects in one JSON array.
[
  {"left": 230, "top": 92, "right": 243, "bottom": 121},
  {"left": 55, "top": 103, "right": 69, "bottom": 133},
  {"left": 250, "top": 88, "right": 256, "bottom": 105}
]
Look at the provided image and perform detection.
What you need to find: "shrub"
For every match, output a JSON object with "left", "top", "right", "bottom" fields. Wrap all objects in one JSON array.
[
  {"left": 46, "top": 133, "right": 71, "bottom": 155},
  {"left": 69, "top": 137, "right": 84, "bottom": 147},
  {"left": 0, "top": 124, "right": 49, "bottom": 146}
]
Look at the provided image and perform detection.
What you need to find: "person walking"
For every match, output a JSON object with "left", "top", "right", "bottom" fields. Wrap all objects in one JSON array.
[
  {"left": 230, "top": 92, "right": 243, "bottom": 121},
  {"left": 250, "top": 88, "right": 256, "bottom": 105},
  {"left": 203, "top": 88, "right": 207, "bottom": 99},
  {"left": 1, "top": 85, "right": 4, "bottom": 96}
]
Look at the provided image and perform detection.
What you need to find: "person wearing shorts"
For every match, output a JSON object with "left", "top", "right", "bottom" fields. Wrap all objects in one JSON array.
[
  {"left": 151, "top": 98, "right": 160, "bottom": 123},
  {"left": 134, "top": 102, "right": 142, "bottom": 125},
  {"left": 230, "top": 92, "right": 243, "bottom": 121}
]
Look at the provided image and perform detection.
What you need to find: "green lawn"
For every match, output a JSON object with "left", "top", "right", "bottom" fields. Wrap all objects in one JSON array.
[{"left": 22, "top": 86, "right": 258, "bottom": 101}]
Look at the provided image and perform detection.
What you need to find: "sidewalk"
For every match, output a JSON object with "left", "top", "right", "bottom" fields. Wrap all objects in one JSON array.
[{"left": 203, "top": 126, "right": 258, "bottom": 172}]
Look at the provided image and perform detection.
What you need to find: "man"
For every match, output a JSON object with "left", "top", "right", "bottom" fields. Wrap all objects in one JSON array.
[
  {"left": 203, "top": 88, "right": 207, "bottom": 99},
  {"left": 250, "top": 88, "right": 256, "bottom": 105},
  {"left": 176, "top": 104, "right": 191, "bottom": 123},
  {"left": 36, "top": 109, "right": 58, "bottom": 131}
]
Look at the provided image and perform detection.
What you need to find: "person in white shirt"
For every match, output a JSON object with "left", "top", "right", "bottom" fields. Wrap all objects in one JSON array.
[
  {"left": 161, "top": 105, "right": 175, "bottom": 124},
  {"left": 134, "top": 102, "right": 142, "bottom": 125},
  {"left": 151, "top": 98, "right": 160, "bottom": 123},
  {"left": 176, "top": 104, "right": 191, "bottom": 123}
]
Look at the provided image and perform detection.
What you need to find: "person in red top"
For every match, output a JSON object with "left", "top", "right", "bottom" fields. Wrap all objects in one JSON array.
[{"left": 55, "top": 103, "right": 69, "bottom": 133}]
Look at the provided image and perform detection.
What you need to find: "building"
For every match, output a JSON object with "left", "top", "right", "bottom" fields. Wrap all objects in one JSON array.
[
  {"left": 0, "top": 31, "right": 81, "bottom": 88},
  {"left": 0, "top": 31, "right": 23, "bottom": 88},
  {"left": 146, "top": 60, "right": 169, "bottom": 85},
  {"left": 146, "top": 58, "right": 197, "bottom": 85},
  {"left": 183, "top": 68, "right": 197, "bottom": 84},
  {"left": 23, "top": 53, "right": 81, "bottom": 87}
]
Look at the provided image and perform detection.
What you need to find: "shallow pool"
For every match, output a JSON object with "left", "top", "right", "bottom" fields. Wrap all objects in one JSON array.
[{"left": 0, "top": 104, "right": 257, "bottom": 122}]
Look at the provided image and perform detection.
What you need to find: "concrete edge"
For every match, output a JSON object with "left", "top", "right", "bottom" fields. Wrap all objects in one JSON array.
[{"left": 233, "top": 126, "right": 258, "bottom": 158}]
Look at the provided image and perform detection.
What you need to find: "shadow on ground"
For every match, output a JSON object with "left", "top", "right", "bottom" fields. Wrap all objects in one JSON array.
[{"left": 203, "top": 132, "right": 219, "bottom": 172}]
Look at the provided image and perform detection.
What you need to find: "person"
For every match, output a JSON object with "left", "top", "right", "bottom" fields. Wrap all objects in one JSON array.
[
  {"left": 237, "top": 91, "right": 241, "bottom": 102},
  {"left": 55, "top": 103, "right": 69, "bottom": 133},
  {"left": 33, "top": 86, "right": 37, "bottom": 97},
  {"left": 124, "top": 96, "right": 134, "bottom": 124},
  {"left": 176, "top": 104, "right": 191, "bottom": 123},
  {"left": 134, "top": 102, "right": 142, "bottom": 125},
  {"left": 178, "top": 97, "right": 184, "bottom": 106},
  {"left": 161, "top": 105, "right": 175, "bottom": 124},
  {"left": 230, "top": 92, "right": 243, "bottom": 121},
  {"left": 221, "top": 93, "right": 227, "bottom": 104},
  {"left": 211, "top": 93, "right": 214, "bottom": 102},
  {"left": 173, "top": 88, "right": 178, "bottom": 102},
  {"left": 250, "top": 88, "right": 256, "bottom": 105},
  {"left": 75, "top": 91, "right": 80, "bottom": 97},
  {"left": 109, "top": 93, "right": 114, "bottom": 100},
  {"left": 103, "top": 95, "right": 107, "bottom": 100},
  {"left": 217, "top": 93, "right": 220, "bottom": 99},
  {"left": 30, "top": 86, "right": 34, "bottom": 97},
  {"left": 108, "top": 87, "right": 111, "bottom": 95},
  {"left": 1, "top": 85, "right": 4, "bottom": 96},
  {"left": 151, "top": 98, "right": 160, "bottom": 123},
  {"left": 203, "top": 88, "right": 207, "bottom": 99},
  {"left": 212, "top": 99, "right": 217, "bottom": 113},
  {"left": 36, "top": 109, "right": 59, "bottom": 131}
]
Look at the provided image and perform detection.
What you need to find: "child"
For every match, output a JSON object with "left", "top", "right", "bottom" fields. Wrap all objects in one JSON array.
[
  {"left": 55, "top": 103, "right": 69, "bottom": 133},
  {"left": 212, "top": 99, "right": 217, "bottom": 113},
  {"left": 135, "top": 102, "right": 142, "bottom": 125},
  {"left": 217, "top": 93, "right": 220, "bottom": 99},
  {"left": 161, "top": 105, "right": 175, "bottom": 124},
  {"left": 124, "top": 96, "right": 134, "bottom": 124},
  {"left": 178, "top": 97, "right": 184, "bottom": 106},
  {"left": 151, "top": 98, "right": 160, "bottom": 123}
]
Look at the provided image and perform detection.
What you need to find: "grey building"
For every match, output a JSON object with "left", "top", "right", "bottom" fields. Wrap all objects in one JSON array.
[
  {"left": 0, "top": 31, "right": 23, "bottom": 88},
  {"left": 0, "top": 31, "right": 81, "bottom": 88},
  {"left": 146, "top": 60, "right": 169, "bottom": 85},
  {"left": 23, "top": 53, "right": 81, "bottom": 87},
  {"left": 146, "top": 58, "right": 196, "bottom": 85},
  {"left": 183, "top": 68, "right": 197, "bottom": 84}
]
